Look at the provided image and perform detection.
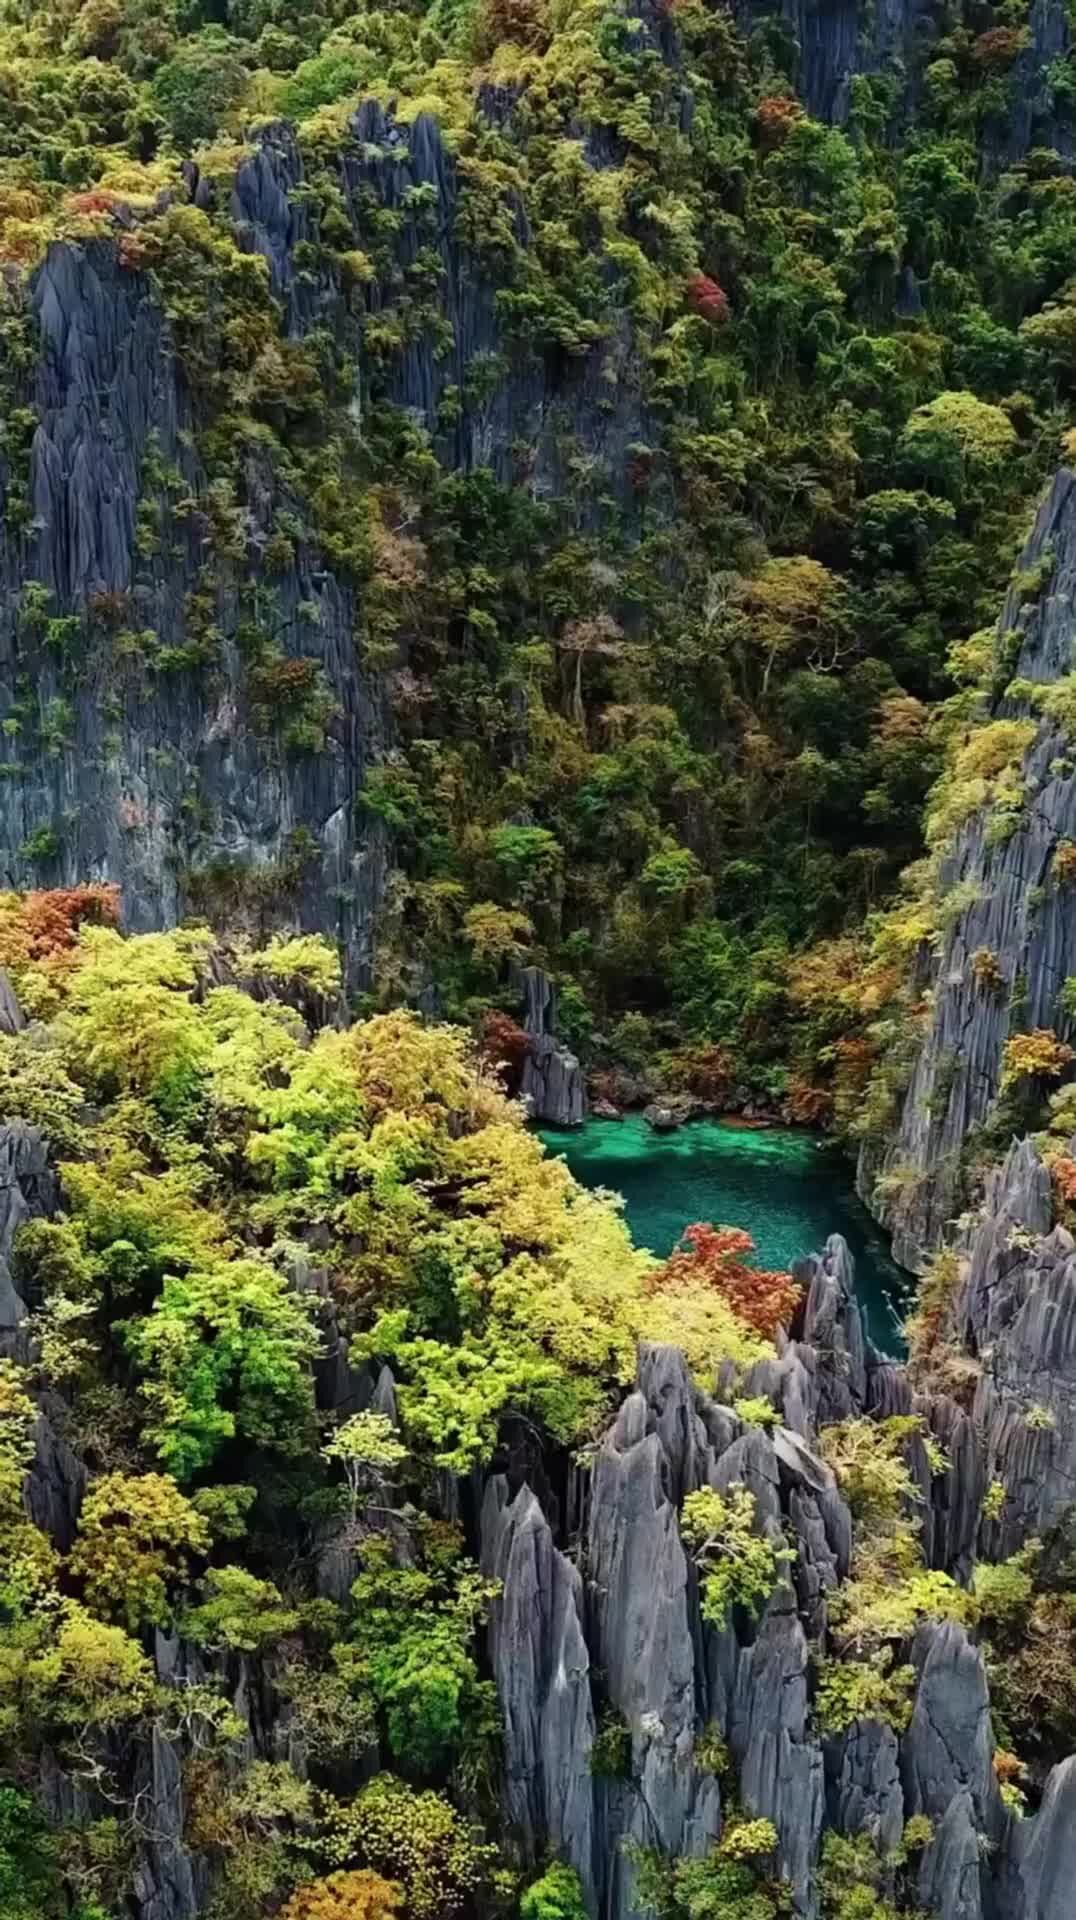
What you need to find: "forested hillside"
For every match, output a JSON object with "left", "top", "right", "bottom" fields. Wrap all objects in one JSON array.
[{"left": 1, "top": 0, "right": 1075, "bottom": 1089}]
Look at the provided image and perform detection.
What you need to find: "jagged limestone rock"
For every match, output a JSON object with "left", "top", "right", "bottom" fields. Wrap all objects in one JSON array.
[
  {"left": 1011, "top": 1754, "right": 1076, "bottom": 1919},
  {"left": 824, "top": 1718, "right": 905, "bottom": 1858},
  {"left": 736, "top": 0, "right": 1071, "bottom": 157},
  {"left": 0, "top": 1122, "right": 57, "bottom": 1329},
  {"left": 519, "top": 965, "right": 586, "bottom": 1127},
  {"left": 26, "top": 1396, "right": 86, "bottom": 1552},
  {"left": 861, "top": 471, "right": 1076, "bottom": 1268},
  {"left": 481, "top": 1479, "right": 597, "bottom": 1899},
  {"left": 901, "top": 1621, "right": 1004, "bottom": 1841},
  {"left": 2, "top": 232, "right": 388, "bottom": 986},
  {"left": 0, "top": 968, "right": 24, "bottom": 1036}
]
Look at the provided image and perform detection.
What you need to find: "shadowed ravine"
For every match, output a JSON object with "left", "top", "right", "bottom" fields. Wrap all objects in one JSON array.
[{"left": 540, "top": 1115, "right": 913, "bottom": 1355}]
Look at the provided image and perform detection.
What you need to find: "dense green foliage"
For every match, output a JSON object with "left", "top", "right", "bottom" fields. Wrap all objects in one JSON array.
[
  {"left": 1, "top": 0, "right": 1076, "bottom": 1905},
  {"left": 0, "top": 0, "right": 1072, "bottom": 1110},
  {"left": 0, "top": 915, "right": 783, "bottom": 1914}
]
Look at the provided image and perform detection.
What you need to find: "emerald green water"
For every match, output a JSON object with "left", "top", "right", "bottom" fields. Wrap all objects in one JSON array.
[{"left": 539, "top": 1116, "right": 912, "bottom": 1357}]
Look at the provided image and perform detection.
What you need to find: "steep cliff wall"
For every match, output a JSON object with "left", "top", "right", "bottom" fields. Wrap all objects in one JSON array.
[
  {"left": 861, "top": 468, "right": 1076, "bottom": 1267},
  {"left": 0, "top": 0, "right": 1069, "bottom": 1012},
  {"left": 739, "top": 0, "right": 1073, "bottom": 159},
  {"left": 0, "top": 216, "right": 388, "bottom": 986},
  {"left": 0, "top": 91, "right": 661, "bottom": 987}
]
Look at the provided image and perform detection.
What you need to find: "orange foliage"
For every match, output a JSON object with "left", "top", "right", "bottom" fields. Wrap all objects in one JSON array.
[
  {"left": 0, "top": 886, "right": 120, "bottom": 1000},
  {"left": 651, "top": 1222, "right": 800, "bottom": 1339},
  {"left": 786, "top": 1075, "right": 833, "bottom": 1127},
  {"left": 972, "top": 26, "right": 1026, "bottom": 64},
  {"left": 1051, "top": 1155, "right": 1076, "bottom": 1207},
  {"left": 970, "top": 947, "right": 1004, "bottom": 993},
  {"left": 785, "top": 936, "right": 864, "bottom": 1008},
  {"left": 755, "top": 95, "right": 803, "bottom": 147},
  {"left": 24, "top": 886, "right": 119, "bottom": 955},
  {"left": 481, "top": 0, "right": 550, "bottom": 49},
  {"left": 0, "top": 885, "right": 119, "bottom": 967},
  {"left": 677, "top": 1045, "right": 736, "bottom": 1103},
  {"left": 64, "top": 190, "right": 125, "bottom": 217},
  {"left": 1053, "top": 840, "right": 1076, "bottom": 887},
  {"left": 117, "top": 230, "right": 156, "bottom": 272},
  {"left": 874, "top": 692, "right": 927, "bottom": 743},
  {"left": 279, "top": 1871, "right": 402, "bottom": 1920},
  {"left": 1000, "top": 1028, "right": 1074, "bottom": 1090}
]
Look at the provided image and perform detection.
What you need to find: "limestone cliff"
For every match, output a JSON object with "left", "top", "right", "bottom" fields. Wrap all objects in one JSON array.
[
  {"left": 0, "top": 0, "right": 1068, "bottom": 1000},
  {"left": 862, "top": 468, "right": 1076, "bottom": 1268},
  {"left": 739, "top": 0, "right": 1072, "bottom": 158},
  {"left": 479, "top": 1138, "right": 1076, "bottom": 1920},
  {"left": 0, "top": 96, "right": 660, "bottom": 988}
]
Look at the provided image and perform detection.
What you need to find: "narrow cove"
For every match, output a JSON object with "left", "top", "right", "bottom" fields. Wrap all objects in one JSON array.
[{"left": 539, "top": 1114, "right": 913, "bottom": 1357}]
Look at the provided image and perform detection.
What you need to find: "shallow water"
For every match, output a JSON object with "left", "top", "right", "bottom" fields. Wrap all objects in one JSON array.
[{"left": 538, "top": 1114, "right": 913, "bottom": 1357}]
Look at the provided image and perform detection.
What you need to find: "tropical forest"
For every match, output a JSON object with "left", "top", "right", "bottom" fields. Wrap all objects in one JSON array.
[{"left": 1, "top": 0, "right": 1076, "bottom": 1914}]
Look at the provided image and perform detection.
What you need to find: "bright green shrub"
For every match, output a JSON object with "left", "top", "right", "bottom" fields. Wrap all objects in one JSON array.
[
  {"left": 680, "top": 1486, "right": 791, "bottom": 1630},
  {"left": 520, "top": 1863, "right": 588, "bottom": 1920},
  {"left": 68, "top": 1472, "right": 210, "bottom": 1629}
]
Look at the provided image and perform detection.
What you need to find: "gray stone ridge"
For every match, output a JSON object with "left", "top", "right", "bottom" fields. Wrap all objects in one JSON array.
[
  {"left": 861, "top": 466, "right": 1076, "bottom": 1269},
  {"left": 519, "top": 965, "right": 587, "bottom": 1127},
  {"left": 735, "top": 0, "right": 1072, "bottom": 166},
  {"left": 5, "top": 229, "right": 386, "bottom": 988}
]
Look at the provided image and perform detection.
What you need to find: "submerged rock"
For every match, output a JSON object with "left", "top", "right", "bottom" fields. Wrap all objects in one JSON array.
[{"left": 643, "top": 1097, "right": 702, "bottom": 1132}]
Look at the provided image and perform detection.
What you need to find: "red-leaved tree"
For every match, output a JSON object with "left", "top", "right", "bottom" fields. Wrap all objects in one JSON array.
[
  {"left": 755, "top": 96, "right": 803, "bottom": 147},
  {"left": 22, "top": 886, "right": 120, "bottom": 957},
  {"left": 650, "top": 1222, "right": 800, "bottom": 1339},
  {"left": 686, "top": 273, "right": 729, "bottom": 326},
  {"left": 478, "top": 1009, "right": 532, "bottom": 1094}
]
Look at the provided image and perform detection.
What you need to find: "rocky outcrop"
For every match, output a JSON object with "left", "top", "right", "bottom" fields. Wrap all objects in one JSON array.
[
  {"left": 0, "top": 1121, "right": 58, "bottom": 1331},
  {"left": 519, "top": 965, "right": 586, "bottom": 1127},
  {"left": 483, "top": 1341, "right": 840, "bottom": 1918},
  {"left": 737, "top": 0, "right": 939, "bottom": 124},
  {"left": 950, "top": 1137, "right": 1076, "bottom": 1559},
  {"left": 824, "top": 1718, "right": 904, "bottom": 1857},
  {"left": 900, "top": 1622, "right": 1005, "bottom": 1920},
  {"left": 0, "top": 94, "right": 665, "bottom": 985},
  {"left": 1010, "top": 1754, "right": 1076, "bottom": 1919},
  {"left": 479, "top": 1200, "right": 1076, "bottom": 1919},
  {"left": 0, "top": 230, "right": 388, "bottom": 988},
  {"left": 481, "top": 1480, "right": 598, "bottom": 1906},
  {"left": 862, "top": 468, "right": 1076, "bottom": 1268}
]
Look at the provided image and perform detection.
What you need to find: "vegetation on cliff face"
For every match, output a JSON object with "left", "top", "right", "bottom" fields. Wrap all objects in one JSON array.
[
  {"left": 0, "top": 0, "right": 1074, "bottom": 1108},
  {"left": 3, "top": 0, "right": 1076, "bottom": 1908},
  {"left": 0, "top": 912, "right": 791, "bottom": 1917},
  {"left": 2, "top": 915, "right": 1075, "bottom": 1917}
]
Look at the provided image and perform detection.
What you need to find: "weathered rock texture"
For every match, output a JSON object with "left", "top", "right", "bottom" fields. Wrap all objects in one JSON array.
[
  {"left": 862, "top": 467, "right": 1076, "bottom": 1268},
  {"left": 1, "top": 231, "right": 388, "bottom": 987},
  {"left": 738, "top": 0, "right": 1072, "bottom": 162},
  {"left": 482, "top": 1151, "right": 1076, "bottom": 1919},
  {"left": 0, "top": 96, "right": 666, "bottom": 988},
  {"left": 12, "top": 1073, "right": 1076, "bottom": 1919},
  {"left": 519, "top": 965, "right": 587, "bottom": 1126}
]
